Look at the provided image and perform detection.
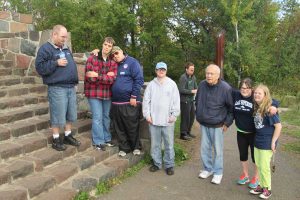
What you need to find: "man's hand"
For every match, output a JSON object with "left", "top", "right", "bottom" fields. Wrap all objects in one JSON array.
[
  {"left": 57, "top": 58, "right": 68, "bottom": 67},
  {"left": 269, "top": 106, "right": 277, "bottom": 116},
  {"left": 91, "top": 49, "right": 100, "bottom": 56},
  {"left": 107, "top": 71, "right": 115, "bottom": 76},
  {"left": 222, "top": 125, "right": 228, "bottom": 132},
  {"left": 86, "top": 71, "right": 98, "bottom": 78},
  {"left": 130, "top": 98, "right": 137, "bottom": 107},
  {"left": 168, "top": 116, "right": 176, "bottom": 123},
  {"left": 191, "top": 89, "right": 197, "bottom": 94},
  {"left": 146, "top": 117, "right": 152, "bottom": 124}
]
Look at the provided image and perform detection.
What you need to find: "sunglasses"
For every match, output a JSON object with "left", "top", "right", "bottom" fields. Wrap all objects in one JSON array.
[{"left": 113, "top": 51, "right": 119, "bottom": 56}]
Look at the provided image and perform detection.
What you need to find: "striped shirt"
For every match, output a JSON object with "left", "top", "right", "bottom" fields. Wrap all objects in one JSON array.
[{"left": 84, "top": 55, "right": 118, "bottom": 100}]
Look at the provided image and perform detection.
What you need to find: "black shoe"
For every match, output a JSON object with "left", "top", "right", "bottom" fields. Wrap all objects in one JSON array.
[
  {"left": 180, "top": 135, "right": 192, "bottom": 141},
  {"left": 64, "top": 134, "right": 81, "bottom": 146},
  {"left": 187, "top": 132, "right": 196, "bottom": 138},
  {"left": 96, "top": 144, "right": 106, "bottom": 151},
  {"left": 105, "top": 141, "right": 115, "bottom": 147},
  {"left": 149, "top": 165, "right": 160, "bottom": 172},
  {"left": 52, "top": 137, "right": 67, "bottom": 151},
  {"left": 166, "top": 167, "right": 174, "bottom": 175}
]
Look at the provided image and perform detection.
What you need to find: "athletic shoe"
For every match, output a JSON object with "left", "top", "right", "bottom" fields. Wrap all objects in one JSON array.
[
  {"left": 237, "top": 174, "right": 250, "bottom": 185},
  {"left": 95, "top": 144, "right": 106, "bottom": 151},
  {"left": 259, "top": 188, "right": 272, "bottom": 199},
  {"left": 198, "top": 170, "right": 213, "bottom": 179},
  {"left": 249, "top": 177, "right": 259, "bottom": 189},
  {"left": 211, "top": 174, "right": 223, "bottom": 184},
  {"left": 133, "top": 149, "right": 141, "bottom": 155},
  {"left": 250, "top": 185, "right": 263, "bottom": 195},
  {"left": 149, "top": 165, "right": 160, "bottom": 172},
  {"left": 118, "top": 151, "right": 127, "bottom": 157},
  {"left": 105, "top": 141, "right": 115, "bottom": 147}
]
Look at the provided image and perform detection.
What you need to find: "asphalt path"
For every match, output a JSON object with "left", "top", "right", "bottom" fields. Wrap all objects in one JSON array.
[{"left": 98, "top": 123, "right": 300, "bottom": 200}]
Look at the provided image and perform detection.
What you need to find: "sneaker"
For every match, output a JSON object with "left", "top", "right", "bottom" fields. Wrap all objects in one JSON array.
[
  {"left": 250, "top": 185, "right": 263, "bottom": 195},
  {"left": 166, "top": 167, "right": 174, "bottom": 175},
  {"left": 259, "top": 188, "right": 272, "bottom": 199},
  {"left": 52, "top": 138, "right": 67, "bottom": 151},
  {"left": 149, "top": 165, "right": 160, "bottom": 172},
  {"left": 198, "top": 170, "right": 213, "bottom": 179},
  {"left": 187, "top": 132, "right": 196, "bottom": 138},
  {"left": 96, "top": 144, "right": 106, "bottom": 151},
  {"left": 105, "top": 141, "right": 115, "bottom": 147},
  {"left": 133, "top": 149, "right": 141, "bottom": 155},
  {"left": 118, "top": 151, "right": 127, "bottom": 157},
  {"left": 211, "top": 174, "right": 223, "bottom": 184},
  {"left": 237, "top": 174, "right": 250, "bottom": 185},
  {"left": 180, "top": 135, "right": 192, "bottom": 141},
  {"left": 63, "top": 134, "right": 81, "bottom": 146},
  {"left": 249, "top": 177, "right": 259, "bottom": 189}
]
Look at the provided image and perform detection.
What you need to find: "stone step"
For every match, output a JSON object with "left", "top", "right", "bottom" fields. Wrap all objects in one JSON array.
[
  {"left": 0, "top": 102, "right": 49, "bottom": 125},
  {"left": 0, "top": 76, "right": 38, "bottom": 87},
  {"left": 0, "top": 147, "right": 146, "bottom": 200},
  {"left": 0, "top": 84, "right": 47, "bottom": 98},
  {"left": 0, "top": 60, "right": 13, "bottom": 68},
  {"left": 0, "top": 117, "right": 92, "bottom": 161},
  {"left": 0, "top": 94, "right": 47, "bottom": 110},
  {"left": 0, "top": 132, "right": 92, "bottom": 186},
  {"left": 0, "top": 67, "right": 12, "bottom": 76},
  {"left": 0, "top": 140, "right": 121, "bottom": 199}
]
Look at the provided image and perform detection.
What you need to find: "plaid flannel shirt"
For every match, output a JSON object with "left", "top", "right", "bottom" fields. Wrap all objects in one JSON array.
[{"left": 84, "top": 55, "right": 118, "bottom": 100}]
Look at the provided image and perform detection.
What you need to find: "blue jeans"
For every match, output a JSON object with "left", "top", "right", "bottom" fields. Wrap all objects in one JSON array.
[
  {"left": 88, "top": 98, "right": 112, "bottom": 145},
  {"left": 149, "top": 124, "right": 175, "bottom": 169},
  {"left": 48, "top": 86, "right": 77, "bottom": 127},
  {"left": 200, "top": 125, "right": 224, "bottom": 175}
]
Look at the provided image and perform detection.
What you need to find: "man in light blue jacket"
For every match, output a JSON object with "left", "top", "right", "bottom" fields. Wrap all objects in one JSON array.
[{"left": 142, "top": 62, "right": 180, "bottom": 175}]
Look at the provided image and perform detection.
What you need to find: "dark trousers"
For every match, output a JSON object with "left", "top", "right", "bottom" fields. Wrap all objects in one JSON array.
[
  {"left": 237, "top": 131, "right": 255, "bottom": 163},
  {"left": 180, "top": 101, "right": 195, "bottom": 136},
  {"left": 110, "top": 103, "right": 141, "bottom": 153}
]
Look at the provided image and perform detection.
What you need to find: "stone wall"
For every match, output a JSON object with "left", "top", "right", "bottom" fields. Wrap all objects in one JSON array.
[{"left": 0, "top": 11, "right": 73, "bottom": 76}]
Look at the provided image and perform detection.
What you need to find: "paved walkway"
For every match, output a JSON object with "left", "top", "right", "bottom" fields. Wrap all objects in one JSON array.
[{"left": 98, "top": 123, "right": 300, "bottom": 200}]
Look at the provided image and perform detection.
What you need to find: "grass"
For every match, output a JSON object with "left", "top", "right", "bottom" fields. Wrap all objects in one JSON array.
[{"left": 280, "top": 105, "right": 300, "bottom": 153}]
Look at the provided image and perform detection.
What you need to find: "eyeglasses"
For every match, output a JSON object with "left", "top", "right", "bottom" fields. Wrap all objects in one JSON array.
[
  {"left": 241, "top": 87, "right": 251, "bottom": 90},
  {"left": 156, "top": 68, "right": 166, "bottom": 71}
]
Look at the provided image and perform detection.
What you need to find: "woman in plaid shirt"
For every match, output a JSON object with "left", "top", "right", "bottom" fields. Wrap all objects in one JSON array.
[{"left": 84, "top": 37, "right": 118, "bottom": 151}]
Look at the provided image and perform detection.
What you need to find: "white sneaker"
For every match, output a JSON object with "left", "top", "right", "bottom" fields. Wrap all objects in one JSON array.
[
  {"left": 211, "top": 174, "right": 223, "bottom": 184},
  {"left": 118, "top": 151, "right": 126, "bottom": 157},
  {"left": 198, "top": 170, "right": 213, "bottom": 179},
  {"left": 133, "top": 149, "right": 141, "bottom": 155}
]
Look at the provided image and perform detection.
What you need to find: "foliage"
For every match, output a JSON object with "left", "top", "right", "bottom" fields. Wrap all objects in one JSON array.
[
  {"left": 1, "top": 0, "right": 299, "bottom": 93},
  {"left": 74, "top": 191, "right": 89, "bottom": 200}
]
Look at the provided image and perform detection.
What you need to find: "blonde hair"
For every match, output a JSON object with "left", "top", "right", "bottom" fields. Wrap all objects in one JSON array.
[{"left": 253, "top": 84, "right": 272, "bottom": 117}]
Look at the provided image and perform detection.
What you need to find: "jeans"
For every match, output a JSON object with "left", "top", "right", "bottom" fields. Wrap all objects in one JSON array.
[
  {"left": 88, "top": 98, "right": 112, "bottom": 145},
  {"left": 200, "top": 125, "right": 224, "bottom": 175},
  {"left": 149, "top": 124, "right": 175, "bottom": 169},
  {"left": 48, "top": 86, "right": 77, "bottom": 127}
]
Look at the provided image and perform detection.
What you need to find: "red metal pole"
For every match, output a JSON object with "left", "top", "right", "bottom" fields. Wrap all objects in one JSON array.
[{"left": 215, "top": 31, "right": 225, "bottom": 79}]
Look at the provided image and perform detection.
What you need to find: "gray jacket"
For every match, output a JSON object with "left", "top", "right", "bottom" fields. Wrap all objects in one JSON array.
[
  {"left": 143, "top": 77, "right": 180, "bottom": 126},
  {"left": 178, "top": 73, "right": 198, "bottom": 103}
]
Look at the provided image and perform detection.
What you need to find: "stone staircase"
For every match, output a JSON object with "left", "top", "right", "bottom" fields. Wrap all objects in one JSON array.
[
  {"left": 0, "top": 11, "right": 150, "bottom": 200},
  {"left": 0, "top": 59, "right": 150, "bottom": 200}
]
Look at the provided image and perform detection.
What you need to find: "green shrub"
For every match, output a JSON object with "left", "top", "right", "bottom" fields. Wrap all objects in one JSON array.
[{"left": 74, "top": 191, "right": 89, "bottom": 200}]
